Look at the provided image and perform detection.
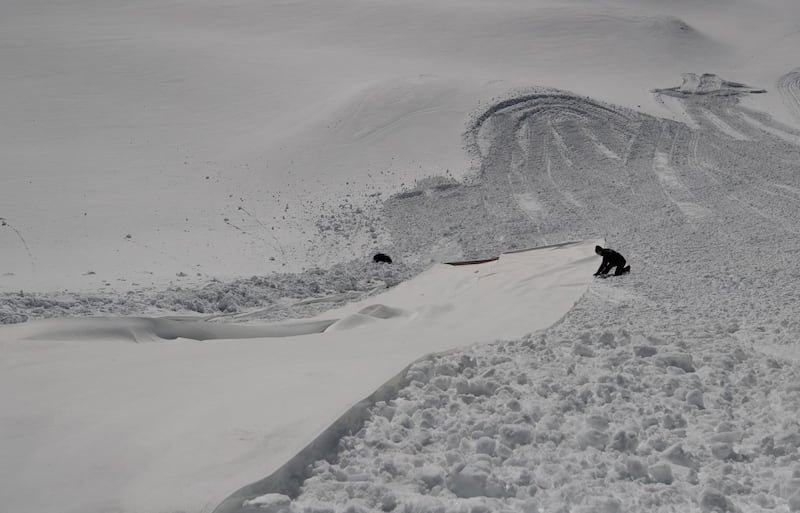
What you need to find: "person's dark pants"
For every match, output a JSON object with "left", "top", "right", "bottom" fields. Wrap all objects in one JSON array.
[{"left": 600, "top": 258, "right": 627, "bottom": 275}]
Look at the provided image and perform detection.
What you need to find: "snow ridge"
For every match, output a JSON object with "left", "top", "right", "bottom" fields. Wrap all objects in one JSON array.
[{"left": 0, "top": 259, "right": 417, "bottom": 325}]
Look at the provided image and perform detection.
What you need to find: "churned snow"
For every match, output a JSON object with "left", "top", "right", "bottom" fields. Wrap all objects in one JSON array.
[{"left": 2, "top": 0, "right": 800, "bottom": 513}]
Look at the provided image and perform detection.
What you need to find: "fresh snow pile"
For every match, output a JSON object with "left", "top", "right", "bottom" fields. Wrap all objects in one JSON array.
[
  {"left": 653, "top": 73, "right": 766, "bottom": 97},
  {"left": 279, "top": 327, "right": 800, "bottom": 513},
  {"left": 0, "top": 259, "right": 417, "bottom": 324}
]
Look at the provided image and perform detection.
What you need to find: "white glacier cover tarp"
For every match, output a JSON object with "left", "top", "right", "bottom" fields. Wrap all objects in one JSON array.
[{"left": 0, "top": 240, "right": 598, "bottom": 513}]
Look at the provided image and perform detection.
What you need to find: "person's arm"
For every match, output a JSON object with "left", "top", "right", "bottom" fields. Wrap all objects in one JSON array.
[{"left": 594, "top": 255, "right": 609, "bottom": 275}]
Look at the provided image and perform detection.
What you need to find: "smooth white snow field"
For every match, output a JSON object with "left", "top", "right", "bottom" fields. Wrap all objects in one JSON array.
[{"left": 0, "top": 241, "right": 597, "bottom": 513}]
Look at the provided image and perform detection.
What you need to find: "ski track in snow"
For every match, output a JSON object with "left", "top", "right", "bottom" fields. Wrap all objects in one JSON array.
[
  {"left": 697, "top": 108, "right": 749, "bottom": 141},
  {"left": 214, "top": 84, "right": 800, "bottom": 513},
  {"left": 777, "top": 69, "right": 800, "bottom": 122},
  {"left": 4, "top": 78, "right": 800, "bottom": 513}
]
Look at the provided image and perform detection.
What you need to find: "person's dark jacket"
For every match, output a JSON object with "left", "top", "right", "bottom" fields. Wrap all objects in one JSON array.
[{"left": 595, "top": 248, "right": 626, "bottom": 275}]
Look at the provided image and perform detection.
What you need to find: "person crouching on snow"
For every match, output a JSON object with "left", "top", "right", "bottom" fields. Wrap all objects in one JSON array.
[{"left": 594, "top": 245, "right": 630, "bottom": 276}]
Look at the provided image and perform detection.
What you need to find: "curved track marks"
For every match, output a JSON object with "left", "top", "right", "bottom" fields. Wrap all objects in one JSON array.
[
  {"left": 777, "top": 69, "right": 800, "bottom": 122},
  {"left": 384, "top": 85, "right": 800, "bottom": 275}
]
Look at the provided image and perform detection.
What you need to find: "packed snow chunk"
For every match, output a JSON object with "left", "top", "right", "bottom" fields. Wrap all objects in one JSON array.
[
  {"left": 577, "top": 428, "right": 609, "bottom": 451},
  {"left": 242, "top": 493, "right": 291, "bottom": 512},
  {"left": 699, "top": 488, "right": 735, "bottom": 513},
  {"left": 406, "top": 360, "right": 434, "bottom": 384},
  {"left": 398, "top": 495, "right": 447, "bottom": 513},
  {"left": 454, "top": 377, "right": 498, "bottom": 397},
  {"left": 601, "top": 498, "right": 623, "bottom": 513},
  {"left": 619, "top": 457, "right": 648, "bottom": 480},
  {"left": 433, "top": 361, "right": 460, "bottom": 377},
  {"left": 445, "top": 463, "right": 512, "bottom": 499},
  {"left": 380, "top": 493, "right": 398, "bottom": 512},
  {"left": 475, "top": 436, "right": 496, "bottom": 456},
  {"left": 498, "top": 424, "right": 533, "bottom": 448},
  {"left": 609, "top": 430, "right": 639, "bottom": 453},
  {"left": 661, "top": 412, "right": 687, "bottom": 430},
  {"left": 412, "top": 408, "right": 440, "bottom": 429},
  {"left": 663, "top": 443, "right": 696, "bottom": 468},
  {"left": 710, "top": 442, "right": 736, "bottom": 461},
  {"left": 446, "top": 463, "right": 489, "bottom": 499},
  {"left": 789, "top": 490, "right": 800, "bottom": 512},
  {"left": 775, "top": 431, "right": 800, "bottom": 455},
  {"left": 648, "top": 463, "right": 674, "bottom": 485},
  {"left": 708, "top": 430, "right": 742, "bottom": 444},
  {"left": 577, "top": 497, "right": 622, "bottom": 513},
  {"left": 633, "top": 345, "right": 658, "bottom": 358},
  {"left": 431, "top": 375, "right": 452, "bottom": 391},
  {"left": 761, "top": 431, "right": 800, "bottom": 457},
  {"left": 655, "top": 352, "right": 696, "bottom": 372},
  {"left": 783, "top": 478, "right": 800, "bottom": 499},
  {"left": 598, "top": 331, "right": 617, "bottom": 348},
  {"left": 573, "top": 342, "right": 595, "bottom": 357},
  {"left": 418, "top": 464, "right": 445, "bottom": 489},
  {"left": 520, "top": 499, "right": 541, "bottom": 513},
  {"left": 686, "top": 389, "right": 705, "bottom": 408},
  {"left": 217, "top": 293, "right": 241, "bottom": 313},
  {"left": 357, "top": 303, "right": 407, "bottom": 319},
  {"left": 0, "top": 311, "right": 28, "bottom": 324},
  {"left": 586, "top": 415, "right": 610, "bottom": 430}
]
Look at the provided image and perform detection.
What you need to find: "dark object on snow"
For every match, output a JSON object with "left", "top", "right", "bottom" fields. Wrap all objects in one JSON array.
[
  {"left": 594, "top": 246, "right": 630, "bottom": 276},
  {"left": 373, "top": 253, "right": 392, "bottom": 264}
]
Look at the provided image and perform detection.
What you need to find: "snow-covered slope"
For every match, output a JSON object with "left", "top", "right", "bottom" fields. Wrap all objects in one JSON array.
[
  {"left": 2, "top": 0, "right": 800, "bottom": 512},
  {"left": 3, "top": 0, "right": 800, "bottom": 292}
]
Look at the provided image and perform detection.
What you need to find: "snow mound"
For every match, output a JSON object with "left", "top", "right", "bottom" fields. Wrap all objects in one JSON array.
[
  {"left": 638, "top": 15, "right": 696, "bottom": 37},
  {"left": 325, "top": 305, "right": 408, "bottom": 332},
  {"left": 358, "top": 304, "right": 407, "bottom": 320},
  {"left": 0, "top": 259, "right": 417, "bottom": 325},
  {"left": 8, "top": 316, "right": 336, "bottom": 343},
  {"left": 653, "top": 73, "right": 766, "bottom": 97},
  {"left": 324, "top": 313, "right": 383, "bottom": 332}
]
